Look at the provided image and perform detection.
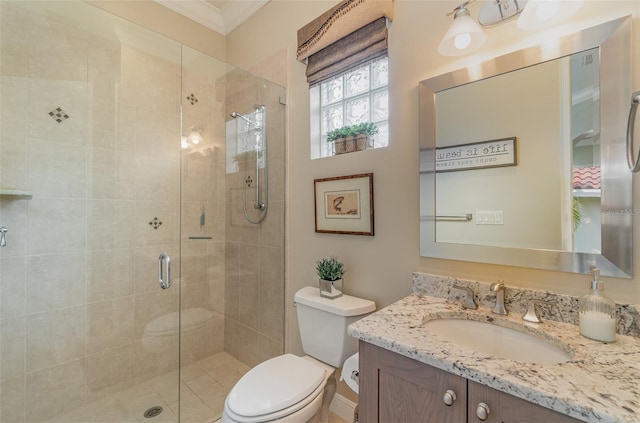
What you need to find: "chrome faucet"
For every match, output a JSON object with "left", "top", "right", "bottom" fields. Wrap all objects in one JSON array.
[
  {"left": 452, "top": 285, "right": 478, "bottom": 310},
  {"left": 490, "top": 281, "right": 508, "bottom": 315}
]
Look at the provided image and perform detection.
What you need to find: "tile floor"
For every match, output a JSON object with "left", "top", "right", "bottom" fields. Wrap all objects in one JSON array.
[
  {"left": 42, "top": 351, "right": 248, "bottom": 423},
  {"left": 40, "top": 351, "right": 350, "bottom": 423}
]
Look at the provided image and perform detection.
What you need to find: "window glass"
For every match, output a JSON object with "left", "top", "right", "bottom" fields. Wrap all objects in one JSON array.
[{"left": 311, "top": 56, "right": 389, "bottom": 158}]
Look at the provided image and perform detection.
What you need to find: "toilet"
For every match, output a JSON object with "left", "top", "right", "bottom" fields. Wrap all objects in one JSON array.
[{"left": 221, "top": 286, "right": 375, "bottom": 423}]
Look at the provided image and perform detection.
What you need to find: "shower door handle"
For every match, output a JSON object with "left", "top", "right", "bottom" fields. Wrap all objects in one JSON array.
[{"left": 158, "top": 253, "right": 171, "bottom": 289}]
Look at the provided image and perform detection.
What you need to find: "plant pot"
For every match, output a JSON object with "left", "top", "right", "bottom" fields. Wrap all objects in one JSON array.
[
  {"left": 334, "top": 138, "right": 347, "bottom": 155},
  {"left": 355, "top": 134, "right": 368, "bottom": 151},
  {"left": 319, "top": 278, "right": 343, "bottom": 299},
  {"left": 344, "top": 136, "right": 357, "bottom": 153}
]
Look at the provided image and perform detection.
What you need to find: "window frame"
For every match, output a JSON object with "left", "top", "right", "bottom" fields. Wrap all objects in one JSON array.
[{"left": 310, "top": 56, "right": 389, "bottom": 159}]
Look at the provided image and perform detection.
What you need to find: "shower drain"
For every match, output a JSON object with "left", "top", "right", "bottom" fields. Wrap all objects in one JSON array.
[{"left": 143, "top": 406, "right": 163, "bottom": 418}]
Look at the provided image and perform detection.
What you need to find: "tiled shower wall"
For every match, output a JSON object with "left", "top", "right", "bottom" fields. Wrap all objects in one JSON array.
[
  {"left": 0, "top": 3, "right": 225, "bottom": 421},
  {"left": 180, "top": 47, "right": 229, "bottom": 366},
  {"left": 224, "top": 69, "right": 286, "bottom": 367}
]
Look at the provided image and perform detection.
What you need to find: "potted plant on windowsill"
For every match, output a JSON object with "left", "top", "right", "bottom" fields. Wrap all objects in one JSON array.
[
  {"left": 327, "top": 123, "right": 379, "bottom": 155},
  {"left": 350, "top": 122, "right": 379, "bottom": 152},
  {"left": 315, "top": 256, "right": 345, "bottom": 299},
  {"left": 232, "top": 150, "right": 262, "bottom": 172},
  {"left": 327, "top": 127, "right": 351, "bottom": 155}
]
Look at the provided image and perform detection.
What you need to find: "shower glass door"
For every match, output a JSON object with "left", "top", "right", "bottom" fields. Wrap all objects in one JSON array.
[
  {"left": 177, "top": 48, "right": 287, "bottom": 421},
  {"left": 1, "top": 2, "right": 286, "bottom": 422},
  {"left": 1, "top": 2, "right": 182, "bottom": 421}
]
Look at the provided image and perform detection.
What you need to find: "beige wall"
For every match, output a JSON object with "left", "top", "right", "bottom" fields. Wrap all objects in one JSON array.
[
  {"left": 0, "top": 3, "right": 229, "bottom": 420},
  {"left": 87, "top": 0, "right": 226, "bottom": 60},
  {"left": 434, "top": 59, "right": 564, "bottom": 250},
  {"left": 225, "top": 0, "right": 640, "bottom": 367}
]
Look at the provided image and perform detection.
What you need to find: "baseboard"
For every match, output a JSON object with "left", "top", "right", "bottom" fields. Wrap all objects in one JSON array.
[{"left": 330, "top": 393, "right": 356, "bottom": 422}]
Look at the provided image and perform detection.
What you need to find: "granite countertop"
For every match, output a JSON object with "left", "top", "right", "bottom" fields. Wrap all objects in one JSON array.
[{"left": 348, "top": 293, "right": 640, "bottom": 423}]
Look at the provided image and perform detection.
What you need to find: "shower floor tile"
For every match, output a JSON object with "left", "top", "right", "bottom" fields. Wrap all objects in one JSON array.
[
  {"left": 39, "top": 351, "right": 350, "bottom": 423},
  {"left": 40, "top": 352, "right": 248, "bottom": 423}
]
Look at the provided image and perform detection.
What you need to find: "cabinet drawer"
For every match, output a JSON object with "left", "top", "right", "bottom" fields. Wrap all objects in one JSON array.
[{"left": 468, "top": 380, "right": 583, "bottom": 423}]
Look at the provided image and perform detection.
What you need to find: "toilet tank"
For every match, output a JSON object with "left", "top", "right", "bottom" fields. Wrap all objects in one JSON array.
[{"left": 294, "top": 286, "right": 376, "bottom": 368}]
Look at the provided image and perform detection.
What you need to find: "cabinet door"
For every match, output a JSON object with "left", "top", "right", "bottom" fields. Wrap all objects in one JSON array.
[
  {"left": 359, "top": 341, "right": 467, "bottom": 423},
  {"left": 468, "top": 380, "right": 584, "bottom": 423}
]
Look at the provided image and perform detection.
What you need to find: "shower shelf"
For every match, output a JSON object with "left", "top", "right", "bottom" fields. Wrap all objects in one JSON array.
[
  {"left": 0, "top": 189, "right": 33, "bottom": 199},
  {"left": 188, "top": 236, "right": 212, "bottom": 240}
]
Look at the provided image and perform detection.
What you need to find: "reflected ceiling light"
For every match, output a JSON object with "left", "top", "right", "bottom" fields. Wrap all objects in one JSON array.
[
  {"left": 187, "top": 129, "right": 203, "bottom": 145},
  {"left": 438, "top": 2, "right": 487, "bottom": 56},
  {"left": 517, "top": 0, "right": 583, "bottom": 30},
  {"left": 181, "top": 126, "right": 204, "bottom": 149}
]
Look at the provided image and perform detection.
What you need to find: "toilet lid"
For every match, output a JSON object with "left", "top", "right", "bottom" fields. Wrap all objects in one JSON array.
[{"left": 227, "top": 354, "right": 325, "bottom": 417}]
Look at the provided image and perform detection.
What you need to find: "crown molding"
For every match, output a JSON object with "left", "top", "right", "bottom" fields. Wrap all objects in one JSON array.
[
  {"left": 154, "top": 0, "right": 268, "bottom": 35},
  {"left": 221, "top": 0, "right": 269, "bottom": 34}
]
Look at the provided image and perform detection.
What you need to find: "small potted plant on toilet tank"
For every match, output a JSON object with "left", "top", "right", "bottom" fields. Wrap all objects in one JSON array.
[{"left": 315, "top": 256, "right": 345, "bottom": 299}]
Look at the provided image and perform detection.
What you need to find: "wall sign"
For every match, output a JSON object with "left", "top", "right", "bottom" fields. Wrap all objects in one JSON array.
[{"left": 436, "top": 137, "right": 517, "bottom": 172}]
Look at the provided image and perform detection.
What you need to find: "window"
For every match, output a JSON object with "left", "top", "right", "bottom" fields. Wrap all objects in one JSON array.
[{"left": 310, "top": 56, "right": 389, "bottom": 159}]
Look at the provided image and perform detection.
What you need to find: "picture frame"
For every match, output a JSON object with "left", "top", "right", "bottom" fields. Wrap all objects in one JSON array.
[
  {"left": 314, "top": 173, "right": 374, "bottom": 236},
  {"left": 435, "top": 137, "right": 517, "bottom": 172}
]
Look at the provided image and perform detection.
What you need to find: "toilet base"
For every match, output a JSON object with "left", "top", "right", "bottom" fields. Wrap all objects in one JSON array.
[{"left": 315, "top": 372, "right": 336, "bottom": 423}]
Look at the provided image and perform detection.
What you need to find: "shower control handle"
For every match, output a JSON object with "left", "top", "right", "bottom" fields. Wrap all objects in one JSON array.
[
  {"left": 0, "top": 227, "right": 7, "bottom": 247},
  {"left": 158, "top": 253, "right": 171, "bottom": 289}
]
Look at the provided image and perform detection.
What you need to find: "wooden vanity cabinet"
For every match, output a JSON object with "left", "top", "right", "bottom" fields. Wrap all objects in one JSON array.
[
  {"left": 359, "top": 340, "right": 467, "bottom": 422},
  {"left": 359, "top": 341, "right": 582, "bottom": 423},
  {"left": 468, "top": 381, "right": 582, "bottom": 423}
]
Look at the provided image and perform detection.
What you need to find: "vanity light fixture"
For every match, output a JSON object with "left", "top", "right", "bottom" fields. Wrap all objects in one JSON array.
[
  {"left": 438, "top": 0, "right": 584, "bottom": 56},
  {"left": 438, "top": 1, "right": 487, "bottom": 56},
  {"left": 477, "top": 0, "right": 526, "bottom": 27},
  {"left": 516, "top": 0, "right": 583, "bottom": 30}
]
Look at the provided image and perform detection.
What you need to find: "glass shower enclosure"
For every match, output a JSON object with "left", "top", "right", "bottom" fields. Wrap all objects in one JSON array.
[{"left": 0, "top": 2, "right": 285, "bottom": 422}]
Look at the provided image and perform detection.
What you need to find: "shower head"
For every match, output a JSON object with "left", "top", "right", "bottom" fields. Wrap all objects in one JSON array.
[{"left": 230, "top": 111, "right": 261, "bottom": 129}]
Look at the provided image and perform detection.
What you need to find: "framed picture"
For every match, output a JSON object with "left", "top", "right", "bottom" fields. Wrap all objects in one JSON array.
[
  {"left": 436, "top": 137, "right": 517, "bottom": 172},
  {"left": 314, "top": 173, "right": 374, "bottom": 236}
]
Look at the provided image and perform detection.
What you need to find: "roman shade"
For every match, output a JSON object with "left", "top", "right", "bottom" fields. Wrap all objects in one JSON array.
[{"left": 297, "top": 0, "right": 393, "bottom": 86}]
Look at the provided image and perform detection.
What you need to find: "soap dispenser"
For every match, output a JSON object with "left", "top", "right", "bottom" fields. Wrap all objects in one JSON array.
[{"left": 578, "top": 267, "right": 616, "bottom": 343}]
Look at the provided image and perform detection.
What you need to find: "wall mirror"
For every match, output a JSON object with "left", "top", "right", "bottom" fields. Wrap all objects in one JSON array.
[{"left": 419, "top": 16, "right": 632, "bottom": 278}]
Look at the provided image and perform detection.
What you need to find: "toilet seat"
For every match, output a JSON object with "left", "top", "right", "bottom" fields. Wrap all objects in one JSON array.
[{"left": 223, "top": 354, "right": 327, "bottom": 423}]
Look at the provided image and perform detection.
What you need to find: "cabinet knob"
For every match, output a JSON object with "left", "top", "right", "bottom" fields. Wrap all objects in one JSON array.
[
  {"left": 476, "top": 402, "right": 491, "bottom": 421},
  {"left": 442, "top": 389, "right": 457, "bottom": 406}
]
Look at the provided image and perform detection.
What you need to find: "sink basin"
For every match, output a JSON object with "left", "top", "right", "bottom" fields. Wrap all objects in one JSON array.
[{"left": 421, "top": 318, "right": 572, "bottom": 364}]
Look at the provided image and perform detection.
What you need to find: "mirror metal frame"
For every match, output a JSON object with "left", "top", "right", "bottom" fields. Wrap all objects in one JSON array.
[{"left": 419, "top": 16, "right": 632, "bottom": 278}]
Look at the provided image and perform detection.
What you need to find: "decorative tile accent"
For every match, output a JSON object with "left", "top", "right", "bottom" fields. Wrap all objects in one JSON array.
[
  {"left": 48, "top": 107, "right": 70, "bottom": 123},
  {"left": 186, "top": 93, "right": 198, "bottom": 105},
  {"left": 148, "top": 217, "right": 163, "bottom": 230},
  {"left": 245, "top": 176, "right": 253, "bottom": 187}
]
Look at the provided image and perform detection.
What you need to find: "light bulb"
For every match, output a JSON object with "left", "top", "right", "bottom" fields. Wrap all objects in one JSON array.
[
  {"left": 438, "top": 7, "right": 486, "bottom": 56},
  {"left": 517, "top": 0, "right": 583, "bottom": 30},
  {"left": 454, "top": 33, "right": 472, "bottom": 50},
  {"left": 536, "top": 0, "right": 559, "bottom": 21},
  {"left": 188, "top": 130, "right": 203, "bottom": 145}
]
